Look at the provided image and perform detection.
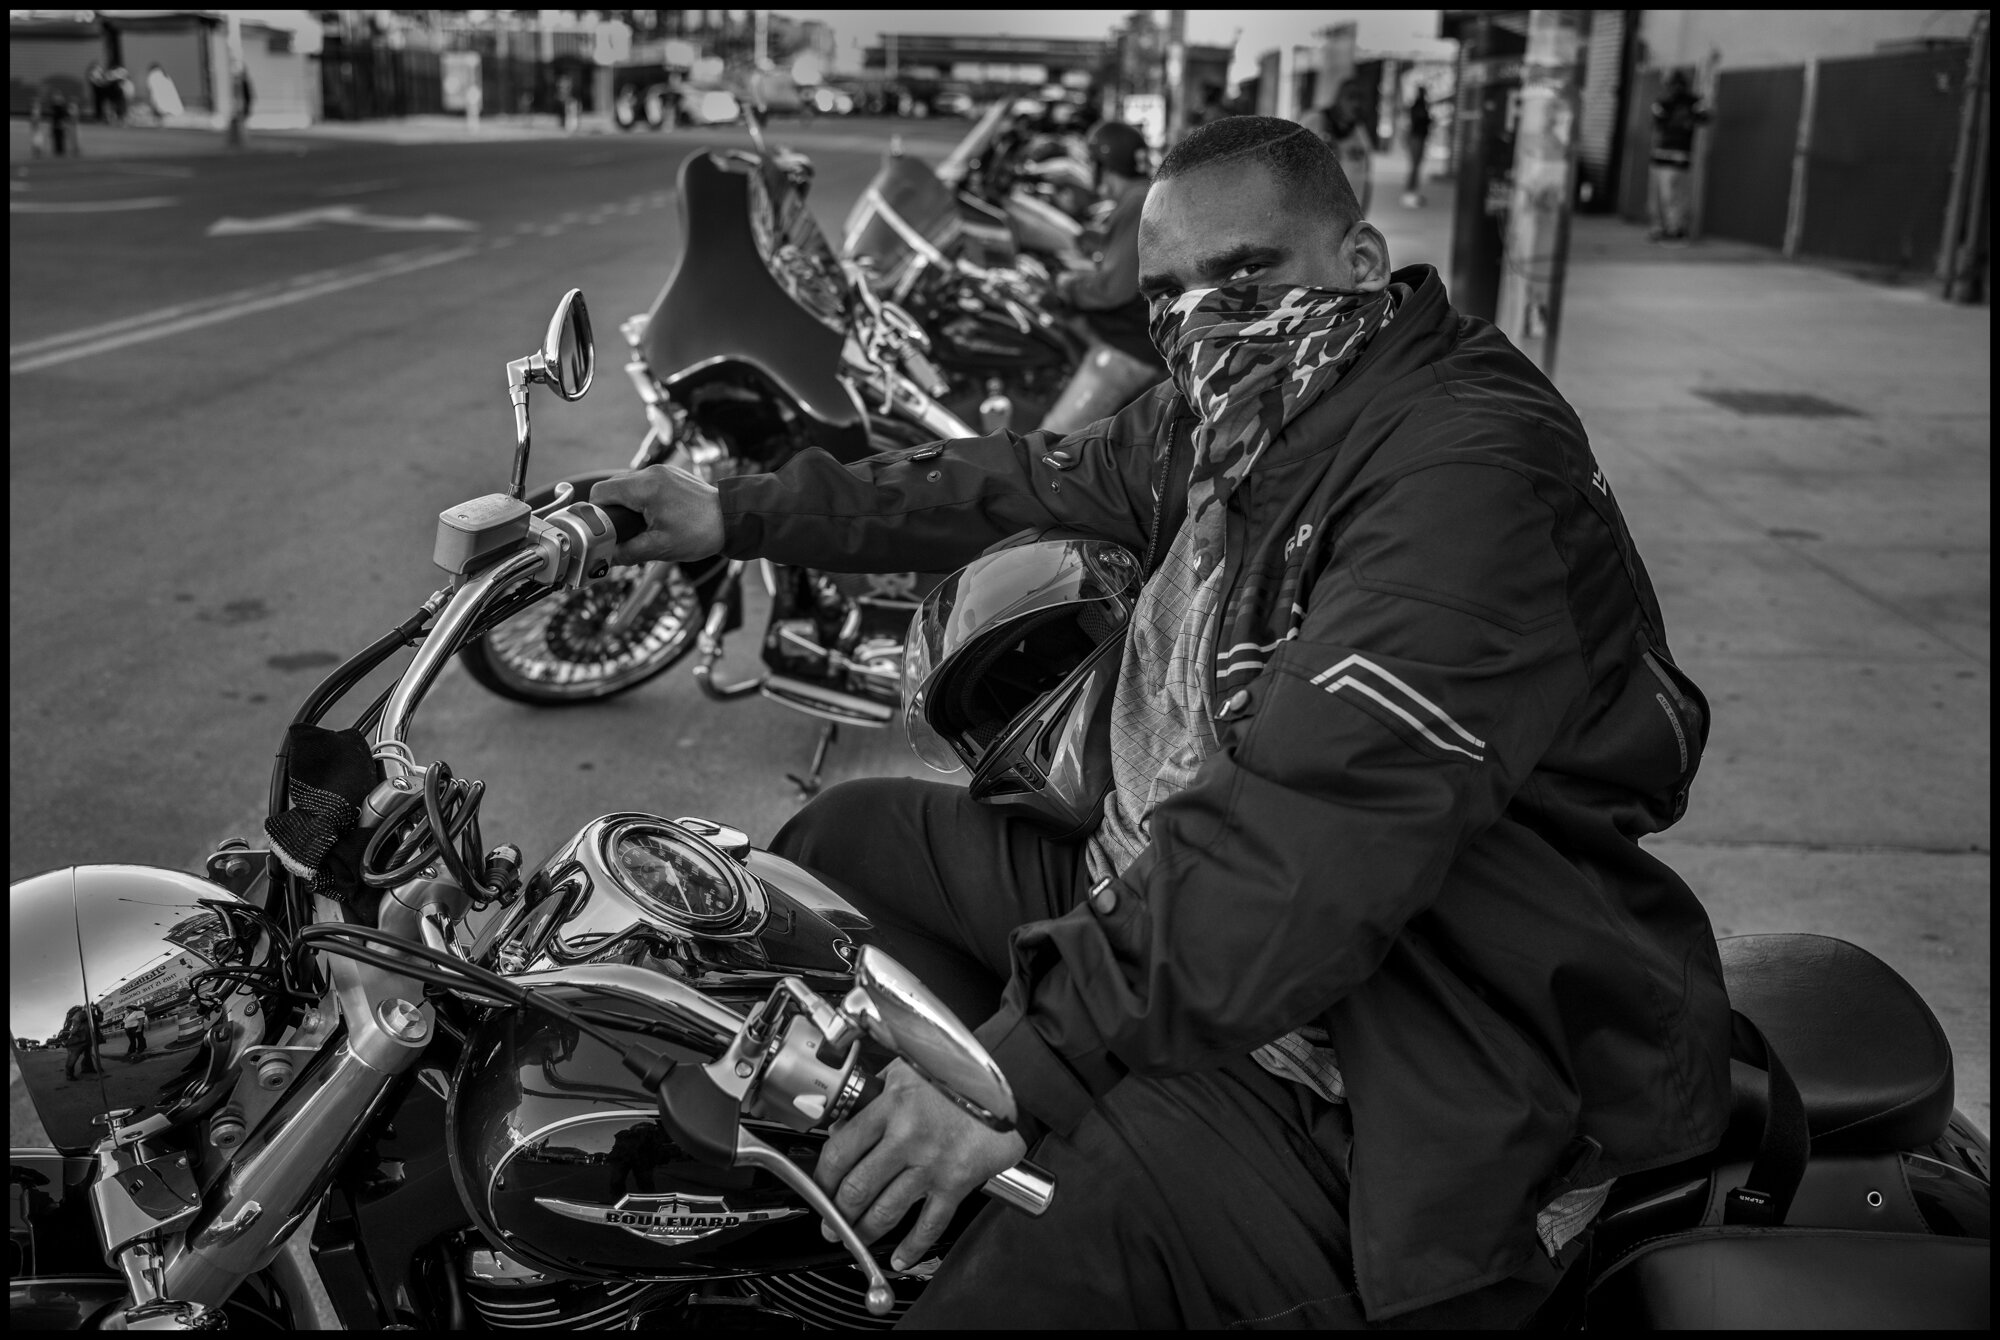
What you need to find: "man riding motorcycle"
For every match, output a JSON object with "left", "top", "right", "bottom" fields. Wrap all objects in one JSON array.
[
  {"left": 1036, "top": 121, "right": 1170, "bottom": 435},
  {"left": 592, "top": 116, "right": 1730, "bottom": 1327}
]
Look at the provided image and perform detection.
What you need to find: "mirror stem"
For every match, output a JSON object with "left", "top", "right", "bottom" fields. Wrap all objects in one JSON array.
[{"left": 506, "top": 359, "right": 533, "bottom": 501}]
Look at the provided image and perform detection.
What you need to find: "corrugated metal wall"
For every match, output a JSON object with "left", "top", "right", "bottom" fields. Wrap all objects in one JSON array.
[
  {"left": 1575, "top": 10, "right": 1629, "bottom": 212},
  {"left": 120, "top": 21, "right": 215, "bottom": 114},
  {"left": 9, "top": 32, "right": 105, "bottom": 115},
  {"left": 1702, "top": 65, "right": 1805, "bottom": 250},
  {"left": 1799, "top": 45, "right": 1968, "bottom": 272},
  {"left": 1617, "top": 67, "right": 1659, "bottom": 222}
]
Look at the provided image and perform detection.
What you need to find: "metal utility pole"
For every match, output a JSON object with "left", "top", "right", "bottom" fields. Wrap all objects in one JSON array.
[
  {"left": 223, "top": 12, "right": 247, "bottom": 148},
  {"left": 1495, "top": 9, "right": 1590, "bottom": 377}
]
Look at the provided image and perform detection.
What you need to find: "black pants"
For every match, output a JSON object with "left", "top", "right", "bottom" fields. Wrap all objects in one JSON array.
[{"left": 770, "top": 779, "right": 1569, "bottom": 1329}]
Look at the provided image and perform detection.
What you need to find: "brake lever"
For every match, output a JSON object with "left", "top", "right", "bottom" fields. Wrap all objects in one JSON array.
[
  {"left": 530, "top": 481, "right": 576, "bottom": 519},
  {"left": 734, "top": 1127, "right": 897, "bottom": 1316}
]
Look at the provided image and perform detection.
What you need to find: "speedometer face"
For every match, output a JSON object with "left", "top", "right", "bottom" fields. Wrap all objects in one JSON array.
[{"left": 612, "top": 828, "right": 743, "bottom": 924}]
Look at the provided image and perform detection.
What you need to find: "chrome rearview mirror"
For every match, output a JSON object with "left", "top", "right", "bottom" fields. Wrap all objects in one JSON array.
[
  {"left": 538, "top": 288, "right": 595, "bottom": 401},
  {"left": 505, "top": 289, "right": 594, "bottom": 499},
  {"left": 842, "top": 945, "right": 1018, "bottom": 1131}
]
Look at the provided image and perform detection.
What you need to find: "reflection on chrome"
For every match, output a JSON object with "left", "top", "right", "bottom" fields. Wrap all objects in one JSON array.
[{"left": 10, "top": 866, "right": 257, "bottom": 1154}]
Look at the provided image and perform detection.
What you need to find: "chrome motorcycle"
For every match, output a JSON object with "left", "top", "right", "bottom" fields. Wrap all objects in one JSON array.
[
  {"left": 842, "top": 123, "right": 1089, "bottom": 433},
  {"left": 10, "top": 291, "right": 1053, "bottom": 1331}
]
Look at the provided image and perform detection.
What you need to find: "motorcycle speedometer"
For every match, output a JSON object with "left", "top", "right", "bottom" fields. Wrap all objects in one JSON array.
[{"left": 601, "top": 819, "right": 760, "bottom": 936}]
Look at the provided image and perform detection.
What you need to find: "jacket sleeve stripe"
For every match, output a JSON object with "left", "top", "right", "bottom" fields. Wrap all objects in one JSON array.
[{"left": 1309, "top": 653, "right": 1489, "bottom": 755}]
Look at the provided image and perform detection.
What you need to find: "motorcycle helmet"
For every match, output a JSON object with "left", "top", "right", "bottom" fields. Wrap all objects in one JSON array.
[
  {"left": 1085, "top": 121, "right": 1150, "bottom": 185},
  {"left": 902, "top": 537, "right": 1141, "bottom": 839}
]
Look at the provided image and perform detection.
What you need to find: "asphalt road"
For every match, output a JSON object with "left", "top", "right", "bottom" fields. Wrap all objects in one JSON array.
[{"left": 9, "top": 118, "right": 970, "bottom": 887}]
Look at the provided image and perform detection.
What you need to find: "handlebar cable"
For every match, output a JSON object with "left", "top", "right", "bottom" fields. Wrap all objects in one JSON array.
[{"left": 359, "top": 760, "right": 488, "bottom": 896}]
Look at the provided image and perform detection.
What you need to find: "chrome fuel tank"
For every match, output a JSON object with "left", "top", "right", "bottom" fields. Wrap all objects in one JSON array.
[{"left": 452, "top": 819, "right": 874, "bottom": 1279}]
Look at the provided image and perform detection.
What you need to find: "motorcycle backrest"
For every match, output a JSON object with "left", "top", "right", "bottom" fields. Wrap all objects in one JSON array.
[
  {"left": 1718, "top": 934, "right": 1954, "bottom": 1156},
  {"left": 643, "top": 152, "right": 866, "bottom": 449}
]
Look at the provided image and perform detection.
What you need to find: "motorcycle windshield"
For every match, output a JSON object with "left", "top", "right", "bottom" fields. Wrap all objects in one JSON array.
[
  {"left": 743, "top": 160, "right": 849, "bottom": 336},
  {"left": 935, "top": 100, "right": 1011, "bottom": 187},
  {"left": 902, "top": 539, "right": 1140, "bottom": 772},
  {"left": 841, "top": 152, "right": 961, "bottom": 296}
]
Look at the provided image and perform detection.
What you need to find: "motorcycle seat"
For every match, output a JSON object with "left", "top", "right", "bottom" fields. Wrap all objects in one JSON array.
[
  {"left": 1718, "top": 934, "right": 1954, "bottom": 1156},
  {"left": 644, "top": 152, "right": 865, "bottom": 447}
]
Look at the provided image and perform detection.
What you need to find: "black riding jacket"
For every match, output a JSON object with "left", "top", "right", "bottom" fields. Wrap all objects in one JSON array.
[{"left": 717, "top": 264, "right": 1731, "bottom": 1319}]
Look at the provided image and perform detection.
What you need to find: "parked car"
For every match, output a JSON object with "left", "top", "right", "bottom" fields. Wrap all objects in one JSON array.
[{"left": 935, "top": 89, "right": 975, "bottom": 118}]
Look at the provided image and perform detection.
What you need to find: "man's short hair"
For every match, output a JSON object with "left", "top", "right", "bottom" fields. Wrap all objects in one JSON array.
[{"left": 1156, "top": 114, "right": 1363, "bottom": 226}]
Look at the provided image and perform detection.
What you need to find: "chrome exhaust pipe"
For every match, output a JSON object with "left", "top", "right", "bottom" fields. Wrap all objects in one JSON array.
[{"left": 760, "top": 674, "right": 895, "bottom": 726}]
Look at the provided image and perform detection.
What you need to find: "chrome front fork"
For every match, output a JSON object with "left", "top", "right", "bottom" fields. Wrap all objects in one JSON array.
[{"left": 101, "top": 899, "right": 440, "bottom": 1326}]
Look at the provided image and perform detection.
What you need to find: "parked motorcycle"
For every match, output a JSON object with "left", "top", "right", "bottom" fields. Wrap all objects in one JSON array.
[
  {"left": 9, "top": 290, "right": 1056, "bottom": 1332},
  {"left": 841, "top": 127, "right": 1087, "bottom": 434},
  {"left": 460, "top": 116, "right": 990, "bottom": 792},
  {"left": 930, "top": 99, "right": 1094, "bottom": 269}
]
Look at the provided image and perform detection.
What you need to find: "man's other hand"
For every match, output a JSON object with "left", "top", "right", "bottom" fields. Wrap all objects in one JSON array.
[
  {"left": 590, "top": 464, "right": 725, "bottom": 565},
  {"left": 814, "top": 1059, "right": 1028, "bottom": 1271}
]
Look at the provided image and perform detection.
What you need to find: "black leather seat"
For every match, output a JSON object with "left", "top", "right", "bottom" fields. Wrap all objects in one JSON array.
[
  {"left": 642, "top": 151, "right": 865, "bottom": 452},
  {"left": 1719, "top": 934, "right": 1955, "bottom": 1155}
]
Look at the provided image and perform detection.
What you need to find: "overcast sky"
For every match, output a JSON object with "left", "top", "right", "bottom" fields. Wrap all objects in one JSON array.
[{"left": 777, "top": 9, "right": 1457, "bottom": 83}]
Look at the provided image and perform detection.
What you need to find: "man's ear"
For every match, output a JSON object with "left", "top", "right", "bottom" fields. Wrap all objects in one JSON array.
[{"left": 1341, "top": 221, "right": 1393, "bottom": 291}]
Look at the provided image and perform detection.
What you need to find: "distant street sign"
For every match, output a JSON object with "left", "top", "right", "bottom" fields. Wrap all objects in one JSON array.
[{"left": 207, "top": 205, "right": 478, "bottom": 237}]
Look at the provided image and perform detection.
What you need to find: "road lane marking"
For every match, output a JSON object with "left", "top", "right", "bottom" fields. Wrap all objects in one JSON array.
[
  {"left": 11, "top": 197, "right": 181, "bottom": 213},
  {"left": 9, "top": 247, "right": 460, "bottom": 358},
  {"left": 208, "top": 204, "right": 477, "bottom": 236},
  {"left": 10, "top": 244, "right": 479, "bottom": 375}
]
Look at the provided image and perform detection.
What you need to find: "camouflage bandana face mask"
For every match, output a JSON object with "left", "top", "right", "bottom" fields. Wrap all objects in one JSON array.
[{"left": 1150, "top": 282, "right": 1401, "bottom": 578}]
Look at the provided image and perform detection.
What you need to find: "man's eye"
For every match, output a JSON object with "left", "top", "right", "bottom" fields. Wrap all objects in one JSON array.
[{"left": 1226, "top": 262, "right": 1266, "bottom": 283}]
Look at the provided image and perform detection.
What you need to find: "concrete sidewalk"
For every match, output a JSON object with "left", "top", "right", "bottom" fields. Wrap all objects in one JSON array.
[{"left": 1375, "top": 156, "right": 1991, "bottom": 1129}]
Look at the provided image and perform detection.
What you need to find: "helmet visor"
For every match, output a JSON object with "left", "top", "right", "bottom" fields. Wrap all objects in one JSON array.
[{"left": 902, "top": 539, "right": 1141, "bottom": 774}]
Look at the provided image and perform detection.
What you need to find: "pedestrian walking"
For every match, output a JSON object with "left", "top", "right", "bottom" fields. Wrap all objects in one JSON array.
[
  {"left": 108, "top": 64, "right": 132, "bottom": 123},
  {"left": 1401, "top": 87, "right": 1433, "bottom": 206},
  {"left": 557, "top": 71, "right": 579, "bottom": 133},
  {"left": 1306, "top": 78, "right": 1376, "bottom": 217},
  {"left": 1648, "top": 69, "right": 1710, "bottom": 245},
  {"left": 87, "top": 60, "right": 112, "bottom": 123},
  {"left": 229, "top": 65, "right": 254, "bottom": 147},
  {"left": 43, "top": 89, "right": 81, "bottom": 157},
  {"left": 122, "top": 1005, "right": 149, "bottom": 1059},
  {"left": 60, "top": 1004, "right": 102, "bottom": 1080}
]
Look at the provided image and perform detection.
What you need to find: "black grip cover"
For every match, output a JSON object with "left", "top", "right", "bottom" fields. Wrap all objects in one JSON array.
[{"left": 598, "top": 504, "right": 647, "bottom": 542}]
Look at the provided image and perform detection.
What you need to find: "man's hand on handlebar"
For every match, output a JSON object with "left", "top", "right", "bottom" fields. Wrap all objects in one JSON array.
[
  {"left": 816, "top": 1059, "right": 1029, "bottom": 1273},
  {"left": 590, "top": 465, "right": 725, "bottom": 566}
]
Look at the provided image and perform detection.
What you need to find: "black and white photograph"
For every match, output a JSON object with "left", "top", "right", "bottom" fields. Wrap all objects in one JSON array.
[{"left": 8, "top": 7, "right": 1990, "bottom": 1330}]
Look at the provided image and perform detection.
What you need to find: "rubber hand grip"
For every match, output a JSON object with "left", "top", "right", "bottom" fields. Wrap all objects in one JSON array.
[{"left": 597, "top": 504, "right": 646, "bottom": 542}]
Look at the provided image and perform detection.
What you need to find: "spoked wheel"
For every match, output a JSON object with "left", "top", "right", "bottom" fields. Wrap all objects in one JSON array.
[
  {"left": 460, "top": 560, "right": 704, "bottom": 708},
  {"left": 460, "top": 560, "right": 703, "bottom": 704},
  {"left": 457, "top": 471, "right": 706, "bottom": 705}
]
